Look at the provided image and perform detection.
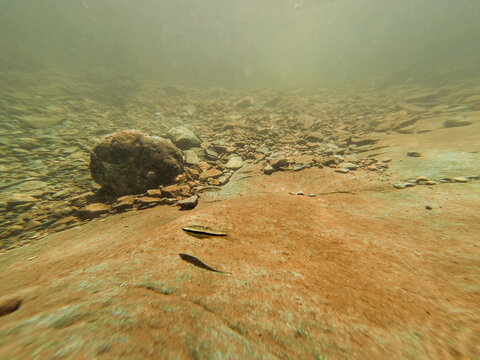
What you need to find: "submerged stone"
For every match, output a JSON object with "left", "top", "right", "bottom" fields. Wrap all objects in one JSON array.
[{"left": 90, "top": 130, "right": 184, "bottom": 195}]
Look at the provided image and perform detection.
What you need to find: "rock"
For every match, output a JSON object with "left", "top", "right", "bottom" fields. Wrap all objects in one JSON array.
[
  {"left": 256, "top": 147, "right": 271, "bottom": 155},
  {"left": 293, "top": 164, "right": 306, "bottom": 171},
  {"left": 225, "top": 156, "right": 243, "bottom": 170},
  {"left": 184, "top": 149, "right": 200, "bottom": 166},
  {"left": 161, "top": 184, "right": 191, "bottom": 197},
  {"left": 322, "top": 155, "right": 337, "bottom": 166},
  {"left": 218, "top": 172, "right": 233, "bottom": 185},
  {"left": 51, "top": 216, "right": 77, "bottom": 228},
  {"left": 415, "top": 176, "right": 430, "bottom": 184},
  {"left": 90, "top": 130, "right": 184, "bottom": 195},
  {"left": 305, "top": 132, "right": 323, "bottom": 142},
  {"left": 24, "top": 220, "right": 42, "bottom": 231},
  {"left": 453, "top": 177, "right": 468, "bottom": 183},
  {"left": 199, "top": 168, "right": 223, "bottom": 181},
  {"left": 270, "top": 155, "right": 288, "bottom": 169},
  {"left": 167, "top": 126, "right": 202, "bottom": 150},
  {"left": 146, "top": 189, "right": 162, "bottom": 197},
  {"left": 397, "top": 125, "right": 416, "bottom": 134},
  {"left": 443, "top": 119, "right": 472, "bottom": 128},
  {"left": 393, "top": 182, "right": 416, "bottom": 189},
  {"left": 6, "top": 194, "right": 38, "bottom": 211},
  {"left": 406, "top": 151, "right": 421, "bottom": 157},
  {"left": 342, "top": 162, "right": 359, "bottom": 170},
  {"left": 51, "top": 188, "right": 73, "bottom": 200},
  {"left": 69, "top": 192, "right": 96, "bottom": 208},
  {"left": 197, "top": 161, "right": 211, "bottom": 172},
  {"left": 235, "top": 96, "right": 255, "bottom": 109},
  {"left": 204, "top": 148, "right": 218, "bottom": 160},
  {"left": 112, "top": 195, "right": 135, "bottom": 212},
  {"left": 349, "top": 136, "right": 378, "bottom": 146},
  {"left": 308, "top": 193, "right": 317, "bottom": 197},
  {"left": 335, "top": 168, "right": 349, "bottom": 174},
  {"left": 0, "top": 295, "right": 22, "bottom": 317},
  {"left": 263, "top": 164, "right": 274, "bottom": 175},
  {"left": 136, "top": 197, "right": 167, "bottom": 207},
  {"left": 178, "top": 195, "right": 199, "bottom": 210},
  {"left": 77, "top": 203, "right": 110, "bottom": 219}
]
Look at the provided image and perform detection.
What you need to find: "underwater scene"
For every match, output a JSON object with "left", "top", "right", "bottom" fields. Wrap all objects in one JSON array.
[{"left": 0, "top": 1, "right": 479, "bottom": 359}]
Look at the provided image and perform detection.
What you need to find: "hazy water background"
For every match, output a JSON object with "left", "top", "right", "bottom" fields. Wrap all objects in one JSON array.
[{"left": 1, "top": 0, "right": 480, "bottom": 89}]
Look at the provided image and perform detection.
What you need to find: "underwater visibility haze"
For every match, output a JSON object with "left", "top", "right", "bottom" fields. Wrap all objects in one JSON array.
[{"left": 1, "top": 1, "right": 480, "bottom": 359}]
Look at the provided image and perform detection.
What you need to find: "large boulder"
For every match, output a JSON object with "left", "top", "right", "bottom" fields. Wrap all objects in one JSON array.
[
  {"left": 167, "top": 126, "right": 202, "bottom": 150},
  {"left": 90, "top": 130, "right": 184, "bottom": 195}
]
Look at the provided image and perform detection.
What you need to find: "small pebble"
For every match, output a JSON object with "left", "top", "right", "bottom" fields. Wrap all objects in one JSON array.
[
  {"left": 296, "top": 191, "right": 304, "bottom": 196},
  {"left": 308, "top": 193, "right": 316, "bottom": 197},
  {"left": 425, "top": 205, "right": 433, "bottom": 210}
]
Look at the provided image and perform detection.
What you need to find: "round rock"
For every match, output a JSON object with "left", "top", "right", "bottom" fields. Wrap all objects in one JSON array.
[{"left": 90, "top": 131, "right": 184, "bottom": 195}]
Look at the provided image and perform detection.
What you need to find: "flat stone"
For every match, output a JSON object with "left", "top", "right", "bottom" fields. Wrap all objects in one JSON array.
[
  {"left": 335, "top": 168, "right": 350, "bottom": 174},
  {"left": 112, "top": 196, "right": 135, "bottom": 212},
  {"left": 204, "top": 148, "right": 218, "bottom": 160},
  {"left": 293, "top": 164, "right": 306, "bottom": 171},
  {"left": 24, "top": 220, "right": 42, "bottom": 231},
  {"left": 305, "top": 132, "right": 323, "bottom": 142},
  {"left": 161, "top": 184, "right": 191, "bottom": 197},
  {"left": 51, "top": 216, "right": 77, "bottom": 228},
  {"left": 393, "top": 182, "right": 416, "bottom": 189},
  {"left": 146, "top": 189, "right": 162, "bottom": 197},
  {"left": 453, "top": 177, "right": 468, "bottom": 183},
  {"left": 167, "top": 126, "right": 202, "bottom": 150},
  {"left": 136, "top": 197, "right": 166, "bottom": 207},
  {"left": 225, "top": 156, "right": 243, "bottom": 170},
  {"left": 197, "top": 161, "right": 211, "bottom": 172},
  {"left": 69, "top": 192, "right": 96, "bottom": 208},
  {"left": 77, "top": 203, "right": 110, "bottom": 219},
  {"left": 256, "top": 147, "right": 271, "bottom": 154},
  {"left": 184, "top": 149, "right": 200, "bottom": 166},
  {"left": 6, "top": 194, "right": 39, "bottom": 210},
  {"left": 443, "top": 119, "right": 472, "bottom": 128},
  {"left": 178, "top": 195, "right": 199, "bottom": 210},
  {"left": 406, "top": 152, "right": 421, "bottom": 157},
  {"left": 342, "top": 162, "right": 359, "bottom": 170},
  {"left": 218, "top": 172, "right": 233, "bottom": 185},
  {"left": 199, "top": 168, "right": 223, "bottom": 181},
  {"left": 415, "top": 176, "right": 430, "bottom": 183},
  {"left": 235, "top": 96, "right": 255, "bottom": 109}
]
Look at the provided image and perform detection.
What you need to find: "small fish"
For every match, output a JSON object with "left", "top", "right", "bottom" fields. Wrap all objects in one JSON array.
[
  {"left": 182, "top": 225, "right": 227, "bottom": 237},
  {"left": 179, "top": 253, "right": 230, "bottom": 274}
]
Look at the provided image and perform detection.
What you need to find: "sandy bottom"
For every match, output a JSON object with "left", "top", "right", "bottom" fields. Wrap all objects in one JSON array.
[{"left": 0, "top": 124, "right": 479, "bottom": 359}]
